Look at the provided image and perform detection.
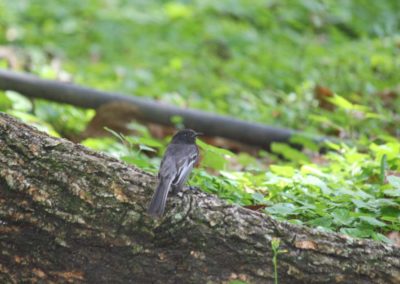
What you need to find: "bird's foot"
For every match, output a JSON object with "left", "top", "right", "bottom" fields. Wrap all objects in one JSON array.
[
  {"left": 171, "top": 185, "right": 201, "bottom": 197},
  {"left": 187, "top": 185, "right": 201, "bottom": 192}
]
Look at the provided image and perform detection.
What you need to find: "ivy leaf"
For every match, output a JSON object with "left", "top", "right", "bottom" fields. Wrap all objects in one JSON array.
[
  {"left": 308, "top": 216, "right": 333, "bottom": 228},
  {"left": 331, "top": 209, "right": 354, "bottom": 226},
  {"left": 359, "top": 216, "right": 386, "bottom": 227},
  {"left": 340, "top": 228, "right": 373, "bottom": 238},
  {"left": 269, "top": 165, "right": 295, "bottom": 177},
  {"left": 265, "top": 203, "right": 297, "bottom": 217},
  {"left": 387, "top": 175, "right": 400, "bottom": 189},
  {"left": 271, "top": 143, "right": 310, "bottom": 163}
]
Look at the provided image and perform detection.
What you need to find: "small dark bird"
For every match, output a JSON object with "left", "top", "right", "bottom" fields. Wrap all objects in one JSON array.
[{"left": 147, "top": 129, "right": 201, "bottom": 218}]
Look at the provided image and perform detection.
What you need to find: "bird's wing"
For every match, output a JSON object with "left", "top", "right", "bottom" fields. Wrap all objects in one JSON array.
[
  {"left": 172, "top": 145, "right": 199, "bottom": 186},
  {"left": 158, "top": 144, "right": 199, "bottom": 186}
]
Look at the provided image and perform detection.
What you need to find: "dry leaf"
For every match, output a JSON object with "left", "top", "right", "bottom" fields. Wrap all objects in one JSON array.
[
  {"left": 314, "top": 85, "right": 335, "bottom": 111},
  {"left": 243, "top": 204, "right": 267, "bottom": 211}
]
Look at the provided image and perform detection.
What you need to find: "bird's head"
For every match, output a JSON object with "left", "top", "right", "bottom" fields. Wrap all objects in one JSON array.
[{"left": 171, "top": 129, "right": 202, "bottom": 144}]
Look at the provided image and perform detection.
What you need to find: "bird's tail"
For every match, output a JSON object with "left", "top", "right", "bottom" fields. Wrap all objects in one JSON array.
[{"left": 147, "top": 178, "right": 171, "bottom": 218}]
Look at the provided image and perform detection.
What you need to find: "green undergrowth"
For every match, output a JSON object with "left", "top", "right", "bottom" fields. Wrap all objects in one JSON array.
[
  {"left": 0, "top": 1, "right": 399, "bottom": 243},
  {"left": 1, "top": 1, "right": 399, "bottom": 136}
]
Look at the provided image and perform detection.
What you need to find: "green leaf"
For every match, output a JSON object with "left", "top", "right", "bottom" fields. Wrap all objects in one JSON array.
[
  {"left": 6, "top": 91, "right": 32, "bottom": 112},
  {"left": 340, "top": 228, "right": 373, "bottom": 238},
  {"left": 302, "top": 175, "right": 331, "bottom": 195},
  {"left": 269, "top": 165, "right": 295, "bottom": 177},
  {"left": 380, "top": 154, "right": 387, "bottom": 184},
  {"left": 371, "top": 232, "right": 392, "bottom": 243},
  {"left": 381, "top": 216, "right": 398, "bottom": 223},
  {"left": 383, "top": 189, "right": 400, "bottom": 197},
  {"left": 138, "top": 144, "right": 157, "bottom": 153},
  {"left": 201, "top": 151, "right": 227, "bottom": 170},
  {"left": 121, "top": 155, "right": 153, "bottom": 170},
  {"left": 237, "top": 152, "right": 258, "bottom": 168},
  {"left": 6, "top": 110, "right": 60, "bottom": 137},
  {"left": 164, "top": 2, "right": 193, "bottom": 19},
  {"left": 271, "top": 238, "right": 281, "bottom": 250},
  {"left": 387, "top": 175, "right": 400, "bottom": 189},
  {"left": 0, "top": 92, "right": 12, "bottom": 110},
  {"left": 351, "top": 199, "right": 370, "bottom": 209},
  {"left": 104, "top": 127, "right": 126, "bottom": 145},
  {"left": 196, "top": 140, "right": 234, "bottom": 170},
  {"left": 82, "top": 137, "right": 116, "bottom": 150},
  {"left": 126, "top": 136, "right": 164, "bottom": 148},
  {"left": 359, "top": 216, "right": 386, "bottom": 227},
  {"left": 289, "top": 134, "right": 319, "bottom": 151},
  {"left": 326, "top": 94, "right": 365, "bottom": 111},
  {"left": 371, "top": 198, "right": 398, "bottom": 207},
  {"left": 265, "top": 203, "right": 297, "bottom": 217},
  {"left": 324, "top": 141, "right": 341, "bottom": 151},
  {"left": 370, "top": 143, "right": 400, "bottom": 161},
  {"left": 197, "top": 140, "right": 234, "bottom": 157},
  {"left": 288, "top": 219, "right": 303, "bottom": 225},
  {"left": 331, "top": 209, "right": 354, "bottom": 226},
  {"left": 271, "top": 143, "right": 310, "bottom": 163},
  {"left": 252, "top": 192, "right": 266, "bottom": 204},
  {"left": 308, "top": 216, "right": 333, "bottom": 228}
]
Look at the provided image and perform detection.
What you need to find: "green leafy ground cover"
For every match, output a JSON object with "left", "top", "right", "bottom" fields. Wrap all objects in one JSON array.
[{"left": 0, "top": 0, "right": 399, "bottom": 242}]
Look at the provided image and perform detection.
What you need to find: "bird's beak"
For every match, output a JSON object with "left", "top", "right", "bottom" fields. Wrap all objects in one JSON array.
[{"left": 195, "top": 132, "right": 203, "bottom": 137}]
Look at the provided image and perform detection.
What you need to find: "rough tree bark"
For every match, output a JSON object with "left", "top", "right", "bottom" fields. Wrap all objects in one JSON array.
[{"left": 0, "top": 112, "right": 399, "bottom": 284}]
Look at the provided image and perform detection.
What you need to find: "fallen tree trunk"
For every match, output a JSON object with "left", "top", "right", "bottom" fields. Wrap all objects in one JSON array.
[
  {"left": 0, "top": 69, "right": 324, "bottom": 149},
  {"left": 0, "top": 112, "right": 399, "bottom": 284}
]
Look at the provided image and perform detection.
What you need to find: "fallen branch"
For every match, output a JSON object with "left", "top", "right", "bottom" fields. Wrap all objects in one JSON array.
[
  {"left": 0, "top": 112, "right": 399, "bottom": 283},
  {"left": 0, "top": 69, "right": 324, "bottom": 149}
]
